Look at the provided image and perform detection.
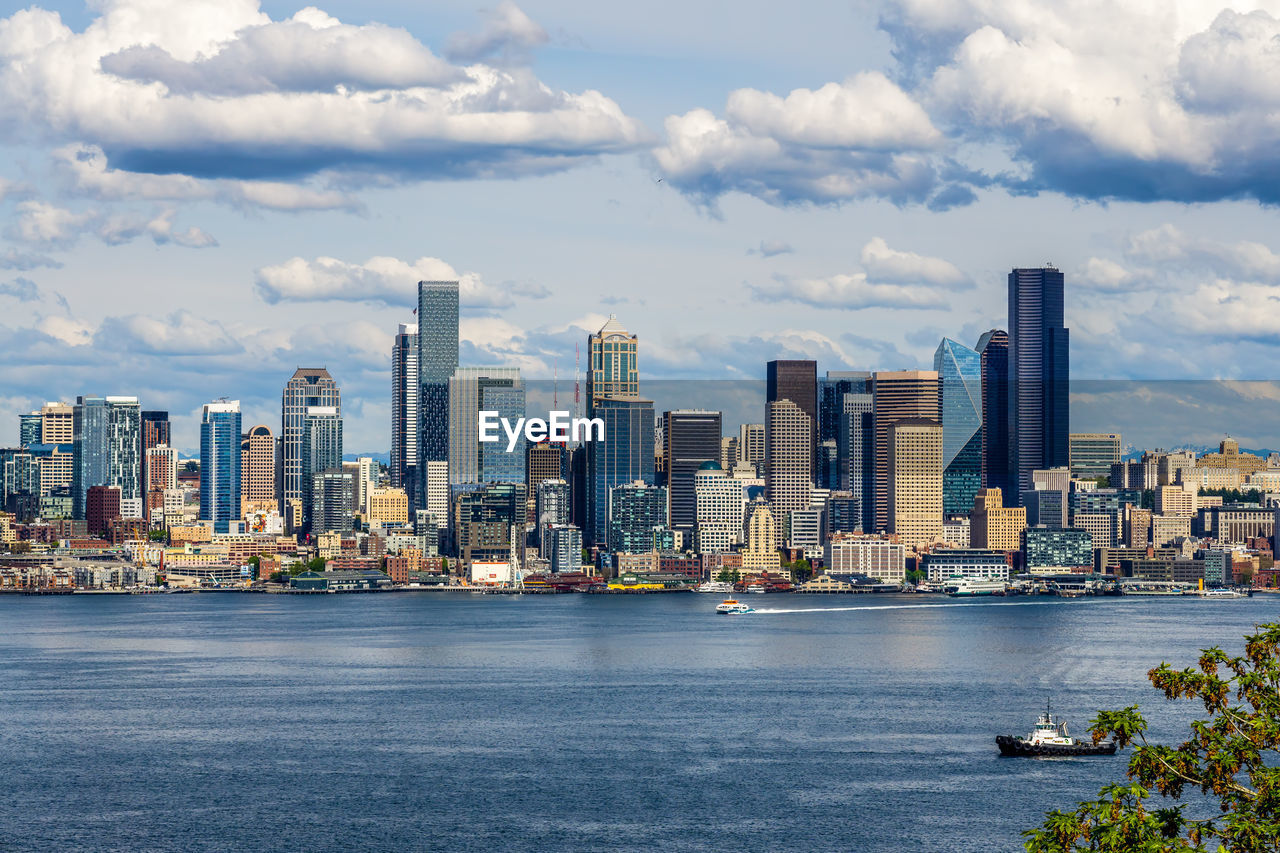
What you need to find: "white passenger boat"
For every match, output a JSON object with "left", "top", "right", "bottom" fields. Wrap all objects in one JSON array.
[
  {"left": 695, "top": 581, "right": 736, "bottom": 594},
  {"left": 715, "top": 598, "right": 754, "bottom": 615}
]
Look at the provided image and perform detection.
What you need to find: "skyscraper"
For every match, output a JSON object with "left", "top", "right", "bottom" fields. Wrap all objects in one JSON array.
[
  {"left": 871, "top": 371, "right": 939, "bottom": 534},
  {"left": 586, "top": 397, "right": 654, "bottom": 547},
  {"left": 40, "top": 402, "right": 73, "bottom": 444},
  {"left": 144, "top": 443, "right": 176, "bottom": 524},
  {"left": 934, "top": 338, "right": 983, "bottom": 515},
  {"left": 72, "top": 396, "right": 141, "bottom": 520},
  {"left": 448, "top": 367, "right": 525, "bottom": 486},
  {"left": 818, "top": 371, "right": 871, "bottom": 446},
  {"left": 837, "top": 391, "right": 874, "bottom": 532},
  {"left": 140, "top": 410, "right": 170, "bottom": 507},
  {"left": 767, "top": 360, "right": 818, "bottom": 475},
  {"left": 301, "top": 406, "right": 343, "bottom": 534},
  {"left": 19, "top": 412, "right": 40, "bottom": 446},
  {"left": 661, "top": 410, "right": 722, "bottom": 540},
  {"left": 1069, "top": 433, "right": 1121, "bottom": 480},
  {"left": 527, "top": 440, "right": 565, "bottom": 523},
  {"left": 738, "top": 423, "right": 765, "bottom": 471},
  {"left": 391, "top": 322, "right": 419, "bottom": 493},
  {"left": 1009, "top": 267, "right": 1069, "bottom": 498},
  {"left": 765, "top": 399, "right": 813, "bottom": 546},
  {"left": 417, "top": 281, "right": 460, "bottom": 507},
  {"left": 200, "top": 400, "right": 242, "bottom": 534},
  {"left": 608, "top": 480, "right": 670, "bottom": 553},
  {"left": 281, "top": 368, "right": 341, "bottom": 513},
  {"left": 536, "top": 478, "right": 571, "bottom": 553},
  {"left": 888, "top": 418, "right": 944, "bottom": 548},
  {"left": 976, "top": 329, "right": 1010, "bottom": 494},
  {"left": 586, "top": 315, "right": 639, "bottom": 416},
  {"left": 240, "top": 425, "right": 277, "bottom": 516}
]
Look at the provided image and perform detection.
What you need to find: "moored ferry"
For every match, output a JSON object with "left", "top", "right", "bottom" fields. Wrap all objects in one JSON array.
[
  {"left": 695, "top": 581, "right": 736, "bottom": 594},
  {"left": 944, "top": 576, "right": 1006, "bottom": 597}
]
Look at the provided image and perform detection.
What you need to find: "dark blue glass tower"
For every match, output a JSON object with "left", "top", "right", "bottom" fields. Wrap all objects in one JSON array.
[
  {"left": 200, "top": 401, "right": 242, "bottom": 534},
  {"left": 1008, "top": 267, "right": 1069, "bottom": 499},
  {"left": 585, "top": 397, "right": 654, "bottom": 548},
  {"left": 976, "top": 329, "right": 1010, "bottom": 496},
  {"left": 934, "top": 338, "right": 983, "bottom": 515}
]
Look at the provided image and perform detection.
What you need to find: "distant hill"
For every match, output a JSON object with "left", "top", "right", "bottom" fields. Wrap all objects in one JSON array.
[
  {"left": 344, "top": 452, "right": 390, "bottom": 465},
  {"left": 1121, "top": 445, "right": 1277, "bottom": 461}
]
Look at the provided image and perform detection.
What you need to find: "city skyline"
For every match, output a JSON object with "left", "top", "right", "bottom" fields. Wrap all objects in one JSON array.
[{"left": 4, "top": 1, "right": 1280, "bottom": 453}]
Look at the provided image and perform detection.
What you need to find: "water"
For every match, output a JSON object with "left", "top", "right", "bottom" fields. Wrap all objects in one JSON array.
[{"left": 1, "top": 592, "right": 1275, "bottom": 852}]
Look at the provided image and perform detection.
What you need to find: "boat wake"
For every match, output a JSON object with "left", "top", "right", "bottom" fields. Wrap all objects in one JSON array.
[{"left": 750, "top": 600, "right": 1073, "bottom": 614}]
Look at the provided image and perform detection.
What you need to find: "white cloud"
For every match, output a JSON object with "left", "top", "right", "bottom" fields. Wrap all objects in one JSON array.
[
  {"left": 95, "top": 310, "right": 243, "bottom": 356},
  {"left": 751, "top": 273, "right": 950, "bottom": 310},
  {"left": 8, "top": 195, "right": 216, "bottom": 249},
  {"left": 36, "top": 314, "right": 92, "bottom": 346},
  {"left": 748, "top": 239, "right": 793, "bottom": 257},
  {"left": 11, "top": 201, "right": 93, "bottom": 245},
  {"left": 445, "top": 1, "right": 549, "bottom": 64},
  {"left": 748, "top": 238, "right": 968, "bottom": 310},
  {"left": 254, "top": 255, "right": 537, "bottom": 310},
  {"left": 890, "top": 0, "right": 1280, "bottom": 203},
  {"left": 859, "top": 236, "right": 968, "bottom": 285},
  {"left": 0, "top": 0, "right": 644, "bottom": 196},
  {"left": 655, "top": 73, "right": 963, "bottom": 209}
]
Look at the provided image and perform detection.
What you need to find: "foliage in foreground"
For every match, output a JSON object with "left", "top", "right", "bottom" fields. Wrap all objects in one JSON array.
[{"left": 1025, "top": 623, "right": 1280, "bottom": 852}]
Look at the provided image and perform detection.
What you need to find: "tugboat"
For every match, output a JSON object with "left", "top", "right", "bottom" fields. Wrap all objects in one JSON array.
[
  {"left": 996, "top": 701, "right": 1118, "bottom": 757},
  {"left": 715, "top": 598, "right": 754, "bottom": 615}
]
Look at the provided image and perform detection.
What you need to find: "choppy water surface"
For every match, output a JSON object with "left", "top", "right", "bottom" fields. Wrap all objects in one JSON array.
[{"left": 1, "top": 592, "right": 1274, "bottom": 852}]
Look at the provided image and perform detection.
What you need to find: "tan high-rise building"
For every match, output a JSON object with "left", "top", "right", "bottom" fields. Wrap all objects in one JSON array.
[
  {"left": 368, "top": 487, "right": 409, "bottom": 526},
  {"left": 872, "top": 370, "right": 940, "bottom": 533},
  {"left": 240, "top": 425, "right": 277, "bottom": 516},
  {"left": 40, "top": 402, "right": 73, "bottom": 444},
  {"left": 970, "top": 487, "right": 1027, "bottom": 551},
  {"left": 765, "top": 399, "right": 812, "bottom": 546},
  {"left": 738, "top": 423, "right": 765, "bottom": 470},
  {"left": 1155, "top": 484, "right": 1196, "bottom": 518},
  {"left": 888, "top": 419, "right": 943, "bottom": 549},
  {"left": 1125, "top": 506, "right": 1152, "bottom": 547},
  {"left": 742, "top": 501, "right": 781, "bottom": 571}
]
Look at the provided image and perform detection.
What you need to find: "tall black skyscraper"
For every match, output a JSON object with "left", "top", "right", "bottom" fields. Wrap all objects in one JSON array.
[
  {"left": 417, "top": 281, "right": 459, "bottom": 509},
  {"left": 976, "top": 329, "right": 1010, "bottom": 496},
  {"left": 661, "top": 409, "right": 721, "bottom": 539},
  {"left": 1008, "top": 267, "right": 1069, "bottom": 499},
  {"left": 767, "top": 360, "right": 817, "bottom": 478}
]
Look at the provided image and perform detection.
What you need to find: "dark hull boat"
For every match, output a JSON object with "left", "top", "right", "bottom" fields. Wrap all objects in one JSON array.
[
  {"left": 996, "top": 700, "right": 1118, "bottom": 757},
  {"left": 996, "top": 735, "right": 1117, "bottom": 757}
]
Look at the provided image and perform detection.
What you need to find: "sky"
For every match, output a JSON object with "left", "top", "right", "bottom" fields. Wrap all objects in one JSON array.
[{"left": 4, "top": 0, "right": 1280, "bottom": 454}]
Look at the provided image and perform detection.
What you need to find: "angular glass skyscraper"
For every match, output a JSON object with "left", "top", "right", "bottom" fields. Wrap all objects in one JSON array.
[
  {"left": 200, "top": 400, "right": 242, "bottom": 534},
  {"left": 934, "top": 338, "right": 983, "bottom": 515},
  {"left": 417, "top": 281, "right": 459, "bottom": 507},
  {"left": 837, "top": 391, "right": 874, "bottom": 532},
  {"left": 1009, "top": 267, "right": 1069, "bottom": 498}
]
